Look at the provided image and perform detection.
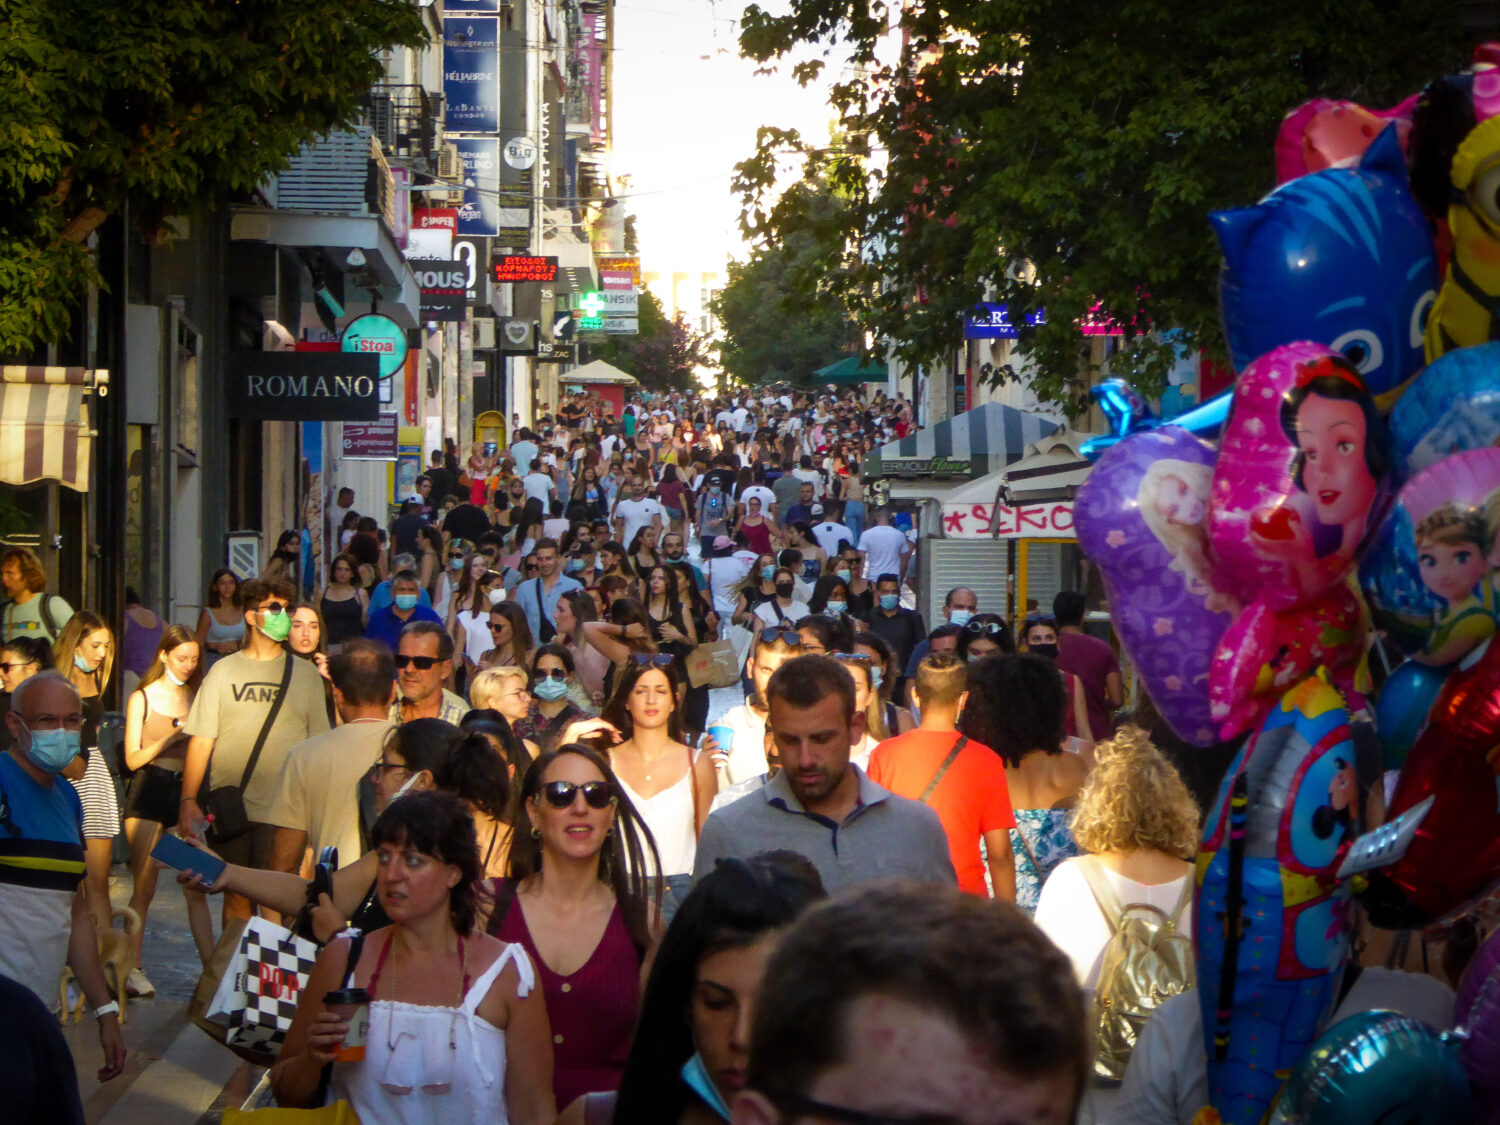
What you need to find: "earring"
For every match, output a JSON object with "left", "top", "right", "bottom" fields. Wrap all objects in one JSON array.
[{"left": 530, "top": 824, "right": 541, "bottom": 839}]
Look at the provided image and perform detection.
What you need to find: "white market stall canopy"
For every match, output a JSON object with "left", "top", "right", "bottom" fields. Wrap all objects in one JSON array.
[
  {"left": 563, "top": 359, "right": 639, "bottom": 386},
  {"left": 873, "top": 401, "right": 1059, "bottom": 480},
  {"left": 939, "top": 430, "right": 1095, "bottom": 539}
]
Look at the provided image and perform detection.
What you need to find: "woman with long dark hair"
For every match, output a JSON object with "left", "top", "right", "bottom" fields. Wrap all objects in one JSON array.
[
  {"left": 628, "top": 525, "right": 662, "bottom": 576},
  {"left": 571, "top": 464, "right": 609, "bottom": 521},
  {"left": 512, "top": 645, "right": 590, "bottom": 754},
  {"left": 643, "top": 563, "right": 698, "bottom": 668},
  {"left": 586, "top": 852, "right": 826, "bottom": 1124},
  {"left": 195, "top": 568, "right": 244, "bottom": 667},
  {"left": 487, "top": 742, "right": 661, "bottom": 1108},
  {"left": 556, "top": 588, "right": 609, "bottom": 708}
]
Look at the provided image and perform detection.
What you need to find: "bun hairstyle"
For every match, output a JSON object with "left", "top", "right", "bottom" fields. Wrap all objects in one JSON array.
[{"left": 386, "top": 718, "right": 511, "bottom": 820}]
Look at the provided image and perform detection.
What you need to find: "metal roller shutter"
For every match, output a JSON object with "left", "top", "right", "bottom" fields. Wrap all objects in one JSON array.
[{"left": 919, "top": 539, "right": 1012, "bottom": 627}]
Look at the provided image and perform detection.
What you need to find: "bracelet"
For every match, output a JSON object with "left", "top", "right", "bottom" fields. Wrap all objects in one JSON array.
[
  {"left": 93, "top": 1000, "right": 120, "bottom": 1021},
  {"left": 180, "top": 797, "right": 199, "bottom": 805}
]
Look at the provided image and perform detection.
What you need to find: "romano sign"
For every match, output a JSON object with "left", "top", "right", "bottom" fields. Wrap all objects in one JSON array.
[{"left": 228, "top": 352, "right": 380, "bottom": 421}]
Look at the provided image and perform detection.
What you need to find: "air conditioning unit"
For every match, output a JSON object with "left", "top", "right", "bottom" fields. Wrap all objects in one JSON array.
[
  {"left": 437, "top": 143, "right": 461, "bottom": 182},
  {"left": 445, "top": 189, "right": 466, "bottom": 207},
  {"left": 473, "top": 317, "right": 496, "bottom": 349}
]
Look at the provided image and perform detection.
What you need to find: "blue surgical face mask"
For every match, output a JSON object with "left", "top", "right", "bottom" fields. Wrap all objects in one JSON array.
[
  {"left": 680, "top": 1052, "right": 732, "bottom": 1120},
  {"left": 949, "top": 609, "right": 974, "bottom": 628},
  {"left": 762, "top": 565, "right": 776, "bottom": 582},
  {"left": 710, "top": 483, "right": 722, "bottom": 493},
  {"left": 565, "top": 558, "right": 583, "bottom": 573},
  {"left": 394, "top": 593, "right": 419, "bottom": 611},
  {"left": 870, "top": 666, "right": 884, "bottom": 691},
  {"left": 826, "top": 600, "right": 847, "bottom": 616},
  {"left": 532, "top": 677, "right": 568, "bottom": 701},
  {"left": 879, "top": 593, "right": 899, "bottom": 611},
  {"left": 74, "top": 653, "right": 98, "bottom": 674},
  {"left": 449, "top": 556, "right": 465, "bottom": 570},
  {"left": 835, "top": 568, "right": 852, "bottom": 584},
  {"left": 21, "top": 723, "right": 82, "bottom": 774}
]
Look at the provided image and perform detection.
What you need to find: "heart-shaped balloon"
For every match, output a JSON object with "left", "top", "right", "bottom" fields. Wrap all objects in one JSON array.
[
  {"left": 1074, "top": 426, "right": 1234, "bottom": 746},
  {"left": 1209, "top": 342, "right": 1391, "bottom": 612}
]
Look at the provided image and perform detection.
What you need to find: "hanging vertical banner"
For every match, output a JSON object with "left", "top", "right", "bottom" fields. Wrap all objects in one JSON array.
[
  {"left": 453, "top": 137, "right": 500, "bottom": 238},
  {"left": 443, "top": 17, "right": 500, "bottom": 134},
  {"left": 496, "top": 0, "right": 532, "bottom": 248},
  {"left": 581, "top": 10, "right": 605, "bottom": 145}
]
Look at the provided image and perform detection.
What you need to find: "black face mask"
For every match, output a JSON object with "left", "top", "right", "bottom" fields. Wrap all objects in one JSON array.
[
  {"left": 1029, "top": 642, "right": 1059, "bottom": 661},
  {"left": 775, "top": 582, "right": 795, "bottom": 598}
]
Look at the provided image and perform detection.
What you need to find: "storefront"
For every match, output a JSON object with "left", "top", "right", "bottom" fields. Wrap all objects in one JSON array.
[{"left": 561, "top": 358, "right": 638, "bottom": 417}]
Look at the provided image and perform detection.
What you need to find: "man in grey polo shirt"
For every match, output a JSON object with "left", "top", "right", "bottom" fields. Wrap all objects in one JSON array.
[{"left": 692, "top": 654, "right": 955, "bottom": 892}]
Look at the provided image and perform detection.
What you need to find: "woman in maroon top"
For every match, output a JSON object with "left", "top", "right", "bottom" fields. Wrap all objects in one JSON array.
[
  {"left": 657, "top": 464, "right": 689, "bottom": 539},
  {"left": 487, "top": 742, "right": 661, "bottom": 1107},
  {"left": 733, "top": 494, "right": 777, "bottom": 557}
]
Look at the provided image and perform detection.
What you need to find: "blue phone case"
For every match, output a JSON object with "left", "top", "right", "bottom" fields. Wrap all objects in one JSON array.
[{"left": 151, "top": 833, "right": 227, "bottom": 883}]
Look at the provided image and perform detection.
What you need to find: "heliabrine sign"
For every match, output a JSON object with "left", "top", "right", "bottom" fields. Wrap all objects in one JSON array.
[
  {"left": 340, "top": 314, "right": 408, "bottom": 378},
  {"left": 495, "top": 255, "right": 558, "bottom": 283},
  {"left": 229, "top": 353, "right": 379, "bottom": 422},
  {"left": 940, "top": 500, "right": 1075, "bottom": 540}
]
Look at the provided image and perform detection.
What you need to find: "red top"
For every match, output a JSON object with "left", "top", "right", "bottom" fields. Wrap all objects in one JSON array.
[
  {"left": 867, "top": 729, "right": 1015, "bottom": 896},
  {"left": 739, "top": 517, "right": 774, "bottom": 556},
  {"left": 489, "top": 889, "right": 641, "bottom": 1107},
  {"left": 1057, "top": 632, "right": 1120, "bottom": 741},
  {"left": 657, "top": 478, "right": 687, "bottom": 512}
]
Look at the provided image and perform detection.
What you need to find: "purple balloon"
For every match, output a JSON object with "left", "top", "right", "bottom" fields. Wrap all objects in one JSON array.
[
  {"left": 1076, "top": 426, "right": 1234, "bottom": 746},
  {"left": 1461, "top": 966, "right": 1500, "bottom": 1118}
]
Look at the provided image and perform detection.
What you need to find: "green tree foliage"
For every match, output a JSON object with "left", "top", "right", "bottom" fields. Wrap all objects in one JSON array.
[
  {"left": 0, "top": 0, "right": 425, "bottom": 354},
  {"left": 734, "top": 0, "right": 1470, "bottom": 412},
  {"left": 713, "top": 178, "right": 857, "bottom": 386},
  {"left": 589, "top": 289, "right": 709, "bottom": 394}
]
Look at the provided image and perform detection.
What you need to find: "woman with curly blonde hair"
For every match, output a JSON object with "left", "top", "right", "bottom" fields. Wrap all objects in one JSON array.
[{"left": 1033, "top": 726, "right": 1199, "bottom": 994}]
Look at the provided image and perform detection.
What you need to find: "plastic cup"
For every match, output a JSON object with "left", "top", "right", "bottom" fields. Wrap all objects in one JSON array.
[
  {"left": 707, "top": 725, "right": 735, "bottom": 754},
  {"left": 324, "top": 987, "right": 371, "bottom": 1062}
]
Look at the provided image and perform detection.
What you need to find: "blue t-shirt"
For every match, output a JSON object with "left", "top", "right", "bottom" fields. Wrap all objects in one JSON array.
[
  {"left": 364, "top": 604, "right": 445, "bottom": 654},
  {"left": 0, "top": 752, "right": 83, "bottom": 847}
]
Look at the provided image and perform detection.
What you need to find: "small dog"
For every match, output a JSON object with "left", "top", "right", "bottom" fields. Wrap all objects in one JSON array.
[{"left": 59, "top": 905, "right": 140, "bottom": 1025}]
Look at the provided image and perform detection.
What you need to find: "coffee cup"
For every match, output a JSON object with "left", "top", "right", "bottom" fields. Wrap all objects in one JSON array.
[{"left": 324, "top": 987, "right": 371, "bottom": 1062}]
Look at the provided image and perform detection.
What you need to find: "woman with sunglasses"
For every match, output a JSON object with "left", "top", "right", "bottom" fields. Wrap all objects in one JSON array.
[
  {"left": 957, "top": 613, "right": 1017, "bottom": 663},
  {"left": 852, "top": 630, "right": 915, "bottom": 736},
  {"left": 272, "top": 790, "right": 555, "bottom": 1123},
  {"left": 570, "top": 659, "right": 715, "bottom": 922},
  {"left": 581, "top": 852, "right": 827, "bottom": 1125},
  {"left": 488, "top": 743, "right": 661, "bottom": 1108},
  {"left": 511, "top": 645, "right": 591, "bottom": 755},
  {"left": 479, "top": 601, "right": 535, "bottom": 676}
]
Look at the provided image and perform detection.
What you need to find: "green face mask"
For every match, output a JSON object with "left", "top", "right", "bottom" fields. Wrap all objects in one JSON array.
[{"left": 258, "top": 606, "right": 292, "bottom": 643}]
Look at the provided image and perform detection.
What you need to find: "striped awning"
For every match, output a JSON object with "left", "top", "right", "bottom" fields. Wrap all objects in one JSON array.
[
  {"left": 0, "top": 366, "right": 108, "bottom": 491},
  {"left": 875, "top": 402, "right": 1059, "bottom": 477}
]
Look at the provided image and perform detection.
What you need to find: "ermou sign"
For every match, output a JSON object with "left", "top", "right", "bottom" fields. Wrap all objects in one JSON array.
[{"left": 228, "top": 352, "right": 380, "bottom": 422}]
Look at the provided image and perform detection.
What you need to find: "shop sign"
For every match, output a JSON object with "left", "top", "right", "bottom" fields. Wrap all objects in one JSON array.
[
  {"left": 342, "top": 415, "right": 399, "bottom": 460},
  {"left": 882, "top": 456, "right": 971, "bottom": 476},
  {"left": 941, "top": 500, "right": 1075, "bottom": 539},
  {"left": 964, "top": 303, "right": 1045, "bottom": 340},
  {"left": 495, "top": 255, "right": 558, "bottom": 283},
  {"left": 596, "top": 256, "right": 641, "bottom": 285},
  {"left": 415, "top": 261, "right": 466, "bottom": 322},
  {"left": 340, "top": 314, "right": 408, "bottom": 378},
  {"left": 453, "top": 137, "right": 501, "bottom": 238},
  {"left": 601, "top": 291, "right": 638, "bottom": 314},
  {"left": 229, "top": 352, "right": 379, "bottom": 422},
  {"left": 443, "top": 17, "right": 500, "bottom": 133},
  {"left": 498, "top": 318, "right": 537, "bottom": 354}
]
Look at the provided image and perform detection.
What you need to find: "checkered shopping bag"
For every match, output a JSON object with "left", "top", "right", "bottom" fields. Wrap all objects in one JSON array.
[{"left": 190, "top": 916, "right": 319, "bottom": 1067}]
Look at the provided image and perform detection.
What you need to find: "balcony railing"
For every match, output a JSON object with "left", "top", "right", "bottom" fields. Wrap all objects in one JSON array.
[{"left": 364, "top": 83, "right": 444, "bottom": 171}]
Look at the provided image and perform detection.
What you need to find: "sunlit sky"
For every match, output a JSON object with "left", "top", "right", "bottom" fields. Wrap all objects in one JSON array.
[{"left": 610, "top": 0, "right": 841, "bottom": 289}]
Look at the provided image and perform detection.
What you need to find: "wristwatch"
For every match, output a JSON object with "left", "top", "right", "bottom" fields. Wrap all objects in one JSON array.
[{"left": 93, "top": 1000, "right": 120, "bottom": 1021}]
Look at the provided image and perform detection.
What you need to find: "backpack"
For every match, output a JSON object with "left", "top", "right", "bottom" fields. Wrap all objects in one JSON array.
[{"left": 1076, "top": 856, "right": 1195, "bottom": 1082}]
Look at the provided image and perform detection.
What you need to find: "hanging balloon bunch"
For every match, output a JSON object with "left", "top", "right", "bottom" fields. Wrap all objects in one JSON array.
[{"left": 1073, "top": 40, "right": 1500, "bottom": 1125}]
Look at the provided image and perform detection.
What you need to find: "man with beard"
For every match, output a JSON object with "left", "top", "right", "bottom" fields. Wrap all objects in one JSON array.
[{"left": 691, "top": 654, "right": 955, "bottom": 893}]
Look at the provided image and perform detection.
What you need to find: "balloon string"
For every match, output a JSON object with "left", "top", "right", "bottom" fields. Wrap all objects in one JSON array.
[{"left": 1214, "top": 771, "right": 1250, "bottom": 1063}]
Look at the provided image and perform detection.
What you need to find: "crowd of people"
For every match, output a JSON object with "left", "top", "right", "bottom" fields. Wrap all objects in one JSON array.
[{"left": 0, "top": 385, "right": 1473, "bottom": 1124}]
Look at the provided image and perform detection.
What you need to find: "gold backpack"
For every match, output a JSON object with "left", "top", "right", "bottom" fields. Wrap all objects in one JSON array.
[{"left": 1076, "top": 855, "right": 1196, "bottom": 1082}]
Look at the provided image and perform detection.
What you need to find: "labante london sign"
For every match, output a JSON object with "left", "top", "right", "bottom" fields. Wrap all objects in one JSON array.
[{"left": 229, "top": 352, "right": 380, "bottom": 421}]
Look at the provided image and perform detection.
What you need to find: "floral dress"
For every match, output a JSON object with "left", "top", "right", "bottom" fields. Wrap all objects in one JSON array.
[{"left": 1010, "top": 808, "right": 1078, "bottom": 914}]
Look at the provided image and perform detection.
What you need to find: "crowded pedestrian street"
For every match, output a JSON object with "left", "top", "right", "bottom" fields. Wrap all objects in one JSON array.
[{"left": 8, "top": 1, "right": 1500, "bottom": 1123}]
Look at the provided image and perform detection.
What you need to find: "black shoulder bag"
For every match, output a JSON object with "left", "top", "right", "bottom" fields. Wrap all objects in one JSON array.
[
  {"left": 918, "top": 736, "right": 967, "bottom": 804},
  {"left": 204, "top": 654, "right": 294, "bottom": 845}
]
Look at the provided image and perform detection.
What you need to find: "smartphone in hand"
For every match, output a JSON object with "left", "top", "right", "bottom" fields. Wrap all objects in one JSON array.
[{"left": 151, "top": 833, "right": 227, "bottom": 885}]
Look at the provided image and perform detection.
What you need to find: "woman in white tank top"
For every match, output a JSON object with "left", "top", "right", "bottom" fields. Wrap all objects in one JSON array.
[{"left": 270, "top": 790, "right": 555, "bottom": 1124}]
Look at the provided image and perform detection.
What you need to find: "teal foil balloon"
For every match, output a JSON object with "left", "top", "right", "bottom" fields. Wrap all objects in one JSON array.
[{"left": 1267, "top": 1010, "right": 1473, "bottom": 1124}]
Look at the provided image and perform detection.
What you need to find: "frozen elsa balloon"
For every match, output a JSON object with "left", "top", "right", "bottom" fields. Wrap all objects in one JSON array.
[{"left": 1138, "top": 459, "right": 1240, "bottom": 615}]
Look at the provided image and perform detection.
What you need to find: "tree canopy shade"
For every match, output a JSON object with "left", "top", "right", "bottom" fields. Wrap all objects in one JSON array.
[
  {"left": 733, "top": 0, "right": 1472, "bottom": 412},
  {"left": 588, "top": 289, "right": 710, "bottom": 394},
  {"left": 712, "top": 177, "right": 857, "bottom": 386},
  {"left": 0, "top": 0, "right": 426, "bottom": 356}
]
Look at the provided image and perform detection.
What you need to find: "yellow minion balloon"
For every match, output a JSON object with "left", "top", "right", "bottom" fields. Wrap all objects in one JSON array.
[{"left": 1428, "top": 114, "right": 1500, "bottom": 360}]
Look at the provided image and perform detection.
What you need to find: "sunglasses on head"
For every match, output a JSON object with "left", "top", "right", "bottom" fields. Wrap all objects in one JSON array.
[
  {"left": 832, "top": 652, "right": 872, "bottom": 663},
  {"left": 965, "top": 620, "right": 1007, "bottom": 636},
  {"left": 540, "top": 780, "right": 615, "bottom": 809},
  {"left": 627, "top": 653, "right": 674, "bottom": 667},
  {"left": 762, "top": 629, "right": 803, "bottom": 647},
  {"left": 394, "top": 654, "right": 442, "bottom": 669}
]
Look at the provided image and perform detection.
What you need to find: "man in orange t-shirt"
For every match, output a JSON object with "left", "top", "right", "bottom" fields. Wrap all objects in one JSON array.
[{"left": 868, "top": 654, "right": 1016, "bottom": 899}]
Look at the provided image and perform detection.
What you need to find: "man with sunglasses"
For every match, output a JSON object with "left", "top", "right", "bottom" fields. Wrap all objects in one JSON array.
[
  {"left": 693, "top": 654, "right": 954, "bottom": 894},
  {"left": 364, "top": 570, "right": 443, "bottom": 654},
  {"left": 389, "top": 621, "right": 467, "bottom": 725},
  {"left": 731, "top": 885, "right": 1088, "bottom": 1125},
  {"left": 178, "top": 579, "right": 330, "bottom": 914}
]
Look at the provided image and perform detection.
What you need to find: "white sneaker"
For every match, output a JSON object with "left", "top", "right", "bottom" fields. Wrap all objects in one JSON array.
[{"left": 126, "top": 968, "right": 155, "bottom": 998}]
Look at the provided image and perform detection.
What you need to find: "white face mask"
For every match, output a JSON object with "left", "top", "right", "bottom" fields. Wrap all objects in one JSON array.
[
  {"left": 390, "top": 770, "right": 422, "bottom": 802},
  {"left": 165, "top": 669, "right": 188, "bottom": 687},
  {"left": 487, "top": 588, "right": 506, "bottom": 606}
]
